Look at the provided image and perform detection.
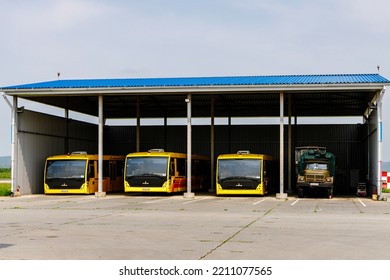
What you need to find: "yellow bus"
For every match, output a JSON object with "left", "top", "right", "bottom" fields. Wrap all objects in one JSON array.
[
  {"left": 124, "top": 149, "right": 210, "bottom": 193},
  {"left": 216, "top": 151, "right": 276, "bottom": 195},
  {"left": 44, "top": 152, "right": 125, "bottom": 194}
]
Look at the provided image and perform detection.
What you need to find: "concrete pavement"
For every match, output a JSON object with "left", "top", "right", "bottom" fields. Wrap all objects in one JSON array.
[{"left": 0, "top": 194, "right": 389, "bottom": 260}]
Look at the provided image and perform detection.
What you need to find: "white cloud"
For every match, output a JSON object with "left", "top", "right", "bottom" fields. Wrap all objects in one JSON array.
[
  {"left": 2, "top": 0, "right": 113, "bottom": 33},
  {"left": 344, "top": 0, "right": 390, "bottom": 33}
]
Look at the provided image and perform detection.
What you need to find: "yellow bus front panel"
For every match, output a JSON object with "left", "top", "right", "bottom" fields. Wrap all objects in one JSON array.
[
  {"left": 124, "top": 180, "right": 172, "bottom": 193},
  {"left": 216, "top": 182, "right": 266, "bottom": 195},
  {"left": 216, "top": 152, "right": 273, "bottom": 196}
]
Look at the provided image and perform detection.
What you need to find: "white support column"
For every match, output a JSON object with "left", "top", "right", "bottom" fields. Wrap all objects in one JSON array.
[
  {"left": 136, "top": 95, "right": 140, "bottom": 152},
  {"left": 377, "top": 87, "right": 385, "bottom": 200},
  {"left": 209, "top": 95, "right": 215, "bottom": 193},
  {"left": 65, "top": 105, "right": 69, "bottom": 154},
  {"left": 228, "top": 115, "right": 232, "bottom": 153},
  {"left": 184, "top": 93, "right": 194, "bottom": 198},
  {"left": 2, "top": 93, "right": 18, "bottom": 195},
  {"left": 288, "top": 93, "right": 292, "bottom": 194},
  {"left": 95, "top": 95, "right": 106, "bottom": 197},
  {"left": 367, "top": 114, "right": 370, "bottom": 184},
  {"left": 11, "top": 96, "right": 18, "bottom": 195},
  {"left": 164, "top": 116, "right": 168, "bottom": 151},
  {"left": 277, "top": 92, "right": 288, "bottom": 199}
]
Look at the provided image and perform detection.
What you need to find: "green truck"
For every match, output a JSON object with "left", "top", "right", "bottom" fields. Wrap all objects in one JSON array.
[{"left": 295, "top": 147, "right": 336, "bottom": 199}]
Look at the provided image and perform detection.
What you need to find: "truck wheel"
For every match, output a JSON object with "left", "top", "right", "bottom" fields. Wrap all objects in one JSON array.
[
  {"left": 298, "top": 188, "right": 304, "bottom": 198},
  {"left": 328, "top": 188, "right": 333, "bottom": 199}
]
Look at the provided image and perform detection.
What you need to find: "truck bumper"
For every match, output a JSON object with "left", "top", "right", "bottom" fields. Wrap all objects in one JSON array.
[
  {"left": 296, "top": 182, "right": 334, "bottom": 198},
  {"left": 296, "top": 182, "right": 333, "bottom": 189}
]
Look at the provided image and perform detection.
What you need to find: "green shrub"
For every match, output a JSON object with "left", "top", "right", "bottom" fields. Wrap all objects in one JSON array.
[
  {"left": 0, "top": 168, "right": 11, "bottom": 179},
  {"left": 0, "top": 183, "right": 11, "bottom": 196}
]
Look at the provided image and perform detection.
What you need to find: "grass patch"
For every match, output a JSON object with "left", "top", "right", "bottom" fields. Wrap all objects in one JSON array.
[
  {"left": 0, "top": 168, "right": 11, "bottom": 179},
  {"left": 382, "top": 188, "right": 390, "bottom": 193},
  {"left": 0, "top": 183, "right": 11, "bottom": 196}
]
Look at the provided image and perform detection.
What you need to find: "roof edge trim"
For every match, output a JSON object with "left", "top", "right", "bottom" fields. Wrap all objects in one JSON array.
[{"left": 2, "top": 83, "right": 387, "bottom": 97}]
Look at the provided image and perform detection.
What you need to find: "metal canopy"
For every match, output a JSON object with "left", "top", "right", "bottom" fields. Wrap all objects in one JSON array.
[
  {"left": 2, "top": 73, "right": 388, "bottom": 118},
  {"left": 2, "top": 73, "right": 389, "bottom": 197}
]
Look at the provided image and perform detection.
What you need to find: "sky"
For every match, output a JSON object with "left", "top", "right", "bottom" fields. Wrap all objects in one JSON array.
[{"left": 1, "top": 0, "right": 390, "bottom": 159}]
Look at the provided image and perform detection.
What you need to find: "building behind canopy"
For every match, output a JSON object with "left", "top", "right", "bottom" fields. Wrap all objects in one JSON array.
[{"left": 1, "top": 73, "right": 389, "bottom": 198}]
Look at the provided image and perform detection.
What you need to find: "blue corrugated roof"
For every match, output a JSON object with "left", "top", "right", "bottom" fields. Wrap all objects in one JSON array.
[{"left": 1, "top": 74, "right": 389, "bottom": 90}]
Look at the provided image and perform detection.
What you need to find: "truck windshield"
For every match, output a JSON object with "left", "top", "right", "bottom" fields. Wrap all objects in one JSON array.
[
  {"left": 218, "top": 159, "right": 261, "bottom": 180},
  {"left": 126, "top": 157, "right": 168, "bottom": 178},
  {"left": 306, "top": 163, "right": 328, "bottom": 170},
  {"left": 46, "top": 160, "right": 86, "bottom": 179}
]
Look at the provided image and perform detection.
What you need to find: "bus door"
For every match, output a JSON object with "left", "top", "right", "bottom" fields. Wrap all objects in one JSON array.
[
  {"left": 87, "top": 160, "right": 97, "bottom": 193},
  {"left": 172, "top": 157, "right": 186, "bottom": 192}
]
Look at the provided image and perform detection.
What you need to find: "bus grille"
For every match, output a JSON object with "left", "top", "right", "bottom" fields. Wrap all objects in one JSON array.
[
  {"left": 45, "top": 178, "right": 84, "bottom": 189},
  {"left": 219, "top": 180, "right": 258, "bottom": 190},
  {"left": 127, "top": 177, "right": 165, "bottom": 188}
]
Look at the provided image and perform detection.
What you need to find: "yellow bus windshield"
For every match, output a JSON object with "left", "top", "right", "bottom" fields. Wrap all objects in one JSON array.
[
  {"left": 218, "top": 159, "right": 261, "bottom": 181},
  {"left": 46, "top": 160, "right": 86, "bottom": 179},
  {"left": 45, "top": 159, "right": 87, "bottom": 190},
  {"left": 126, "top": 157, "right": 168, "bottom": 178}
]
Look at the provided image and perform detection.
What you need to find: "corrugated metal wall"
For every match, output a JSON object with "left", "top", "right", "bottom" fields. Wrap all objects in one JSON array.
[
  {"left": 17, "top": 110, "right": 97, "bottom": 194},
  {"left": 294, "top": 124, "right": 366, "bottom": 193},
  {"left": 106, "top": 123, "right": 365, "bottom": 194},
  {"left": 17, "top": 110, "right": 368, "bottom": 195},
  {"left": 367, "top": 109, "right": 378, "bottom": 194},
  {"left": 106, "top": 125, "right": 282, "bottom": 157}
]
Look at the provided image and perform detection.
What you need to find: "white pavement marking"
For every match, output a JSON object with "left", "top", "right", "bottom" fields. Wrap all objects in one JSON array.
[
  {"left": 252, "top": 199, "right": 265, "bottom": 205},
  {"left": 182, "top": 197, "right": 209, "bottom": 204},
  {"left": 142, "top": 197, "right": 173, "bottom": 204},
  {"left": 291, "top": 199, "right": 300, "bottom": 206},
  {"left": 357, "top": 198, "right": 367, "bottom": 207}
]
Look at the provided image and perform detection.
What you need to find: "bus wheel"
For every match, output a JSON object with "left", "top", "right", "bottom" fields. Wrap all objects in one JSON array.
[{"left": 298, "top": 188, "right": 304, "bottom": 198}]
